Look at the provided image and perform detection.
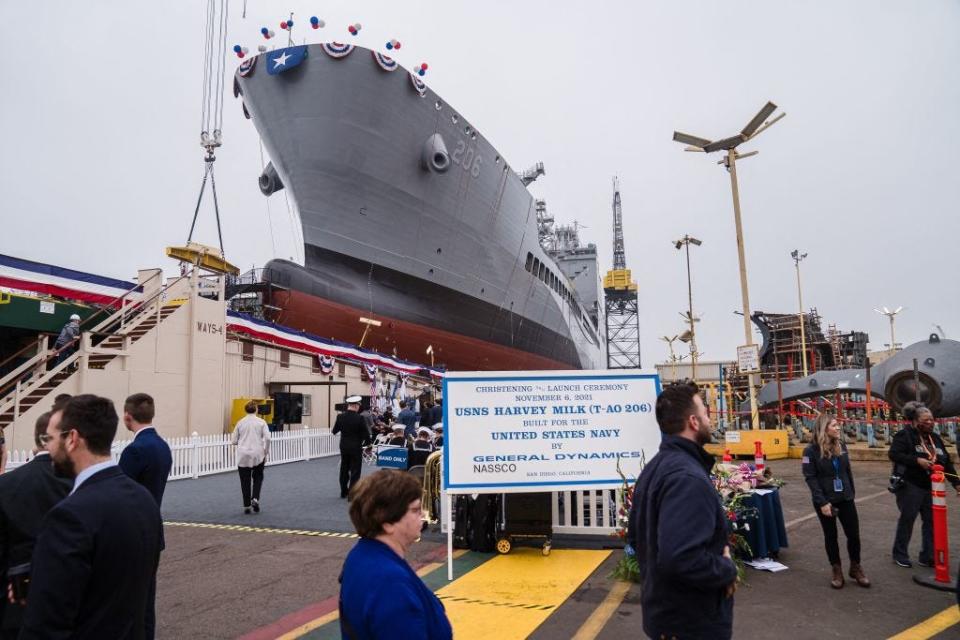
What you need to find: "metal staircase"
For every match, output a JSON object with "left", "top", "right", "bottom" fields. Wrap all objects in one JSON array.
[{"left": 0, "top": 272, "right": 188, "bottom": 430}]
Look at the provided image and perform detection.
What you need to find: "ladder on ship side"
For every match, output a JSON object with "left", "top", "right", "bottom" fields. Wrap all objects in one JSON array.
[{"left": 0, "top": 272, "right": 189, "bottom": 430}]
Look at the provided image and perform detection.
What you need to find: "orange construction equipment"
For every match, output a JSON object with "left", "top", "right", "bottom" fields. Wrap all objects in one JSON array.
[
  {"left": 912, "top": 464, "right": 958, "bottom": 591},
  {"left": 754, "top": 441, "right": 765, "bottom": 474}
]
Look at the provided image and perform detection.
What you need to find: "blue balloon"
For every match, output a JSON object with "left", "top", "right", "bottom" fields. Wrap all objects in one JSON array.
[
  {"left": 261, "top": 27, "right": 268, "bottom": 34},
  {"left": 287, "top": 19, "right": 294, "bottom": 27},
  {"left": 386, "top": 42, "right": 393, "bottom": 50},
  {"left": 310, "top": 16, "right": 319, "bottom": 24},
  {"left": 418, "top": 69, "right": 425, "bottom": 76},
  {"left": 233, "top": 44, "right": 242, "bottom": 53}
]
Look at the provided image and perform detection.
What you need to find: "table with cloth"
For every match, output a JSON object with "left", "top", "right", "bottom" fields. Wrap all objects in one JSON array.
[{"left": 739, "top": 488, "right": 789, "bottom": 559}]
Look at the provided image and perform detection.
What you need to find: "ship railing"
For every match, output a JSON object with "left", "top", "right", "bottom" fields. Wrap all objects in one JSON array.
[{"left": 6, "top": 428, "right": 342, "bottom": 479}]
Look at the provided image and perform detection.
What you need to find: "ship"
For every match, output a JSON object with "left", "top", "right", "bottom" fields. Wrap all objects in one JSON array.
[{"left": 234, "top": 43, "right": 604, "bottom": 371}]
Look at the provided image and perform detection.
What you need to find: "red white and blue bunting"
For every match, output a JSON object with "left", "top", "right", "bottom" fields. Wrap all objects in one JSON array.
[
  {"left": 372, "top": 51, "right": 398, "bottom": 72},
  {"left": 226, "top": 311, "right": 444, "bottom": 378},
  {"left": 318, "top": 354, "right": 335, "bottom": 374},
  {"left": 409, "top": 71, "right": 427, "bottom": 96},
  {"left": 238, "top": 55, "right": 257, "bottom": 77},
  {"left": 0, "top": 254, "right": 143, "bottom": 307},
  {"left": 322, "top": 42, "right": 354, "bottom": 59}
]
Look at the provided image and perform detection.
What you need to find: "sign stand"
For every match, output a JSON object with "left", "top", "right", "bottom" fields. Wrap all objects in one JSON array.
[{"left": 440, "top": 369, "right": 661, "bottom": 581}]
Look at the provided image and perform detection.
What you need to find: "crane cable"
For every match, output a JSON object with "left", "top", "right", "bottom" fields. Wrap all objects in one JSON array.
[{"left": 188, "top": 0, "right": 230, "bottom": 255}]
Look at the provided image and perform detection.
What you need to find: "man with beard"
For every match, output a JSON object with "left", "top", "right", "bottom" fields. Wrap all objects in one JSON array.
[
  {"left": 0, "top": 412, "right": 70, "bottom": 639},
  {"left": 18, "top": 395, "right": 162, "bottom": 640},
  {"left": 627, "top": 381, "right": 738, "bottom": 640}
]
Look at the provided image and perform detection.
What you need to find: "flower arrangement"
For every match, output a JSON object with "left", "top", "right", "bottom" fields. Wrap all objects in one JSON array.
[
  {"left": 611, "top": 456, "right": 642, "bottom": 582},
  {"left": 611, "top": 457, "right": 784, "bottom": 584}
]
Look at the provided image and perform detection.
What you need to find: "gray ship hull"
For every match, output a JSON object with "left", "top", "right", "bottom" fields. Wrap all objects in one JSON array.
[{"left": 236, "top": 45, "right": 603, "bottom": 370}]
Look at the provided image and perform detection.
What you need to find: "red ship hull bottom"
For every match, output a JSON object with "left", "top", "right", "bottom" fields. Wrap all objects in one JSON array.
[{"left": 269, "top": 290, "right": 574, "bottom": 372}]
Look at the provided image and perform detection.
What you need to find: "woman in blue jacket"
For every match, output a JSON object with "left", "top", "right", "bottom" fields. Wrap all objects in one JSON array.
[
  {"left": 340, "top": 470, "right": 452, "bottom": 640},
  {"left": 802, "top": 413, "right": 870, "bottom": 589}
]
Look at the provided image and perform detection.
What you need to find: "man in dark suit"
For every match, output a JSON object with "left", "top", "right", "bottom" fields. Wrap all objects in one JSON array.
[
  {"left": 331, "top": 396, "right": 371, "bottom": 498},
  {"left": 19, "top": 394, "right": 162, "bottom": 640},
  {"left": 119, "top": 393, "right": 172, "bottom": 640},
  {"left": 0, "top": 412, "right": 71, "bottom": 639}
]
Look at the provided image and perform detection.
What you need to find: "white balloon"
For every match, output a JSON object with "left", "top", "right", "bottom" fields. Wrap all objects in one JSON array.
[
  {"left": 257, "top": 45, "right": 267, "bottom": 52},
  {"left": 269, "top": 30, "right": 275, "bottom": 37},
  {"left": 241, "top": 46, "right": 249, "bottom": 53},
  {"left": 355, "top": 23, "right": 362, "bottom": 29},
  {"left": 317, "top": 19, "right": 325, "bottom": 28}
]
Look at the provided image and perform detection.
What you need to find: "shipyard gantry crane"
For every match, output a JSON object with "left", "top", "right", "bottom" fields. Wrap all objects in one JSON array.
[{"left": 603, "top": 177, "right": 640, "bottom": 369}]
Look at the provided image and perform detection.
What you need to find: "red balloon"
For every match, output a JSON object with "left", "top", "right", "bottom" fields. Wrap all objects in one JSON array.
[
  {"left": 280, "top": 21, "right": 288, "bottom": 29},
  {"left": 421, "top": 63, "right": 428, "bottom": 70},
  {"left": 238, "top": 51, "right": 245, "bottom": 58},
  {"left": 394, "top": 42, "right": 401, "bottom": 50}
]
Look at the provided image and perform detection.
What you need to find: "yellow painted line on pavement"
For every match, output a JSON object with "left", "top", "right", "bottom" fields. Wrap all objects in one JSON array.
[
  {"left": 438, "top": 548, "right": 610, "bottom": 640},
  {"left": 274, "top": 549, "right": 469, "bottom": 640},
  {"left": 570, "top": 579, "right": 632, "bottom": 640},
  {"left": 888, "top": 605, "right": 960, "bottom": 640},
  {"left": 164, "top": 521, "right": 359, "bottom": 539}
]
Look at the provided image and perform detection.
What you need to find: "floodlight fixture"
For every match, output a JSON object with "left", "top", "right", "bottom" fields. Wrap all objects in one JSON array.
[
  {"left": 741, "top": 101, "right": 778, "bottom": 138},
  {"left": 672, "top": 131, "right": 713, "bottom": 148},
  {"left": 672, "top": 100, "right": 786, "bottom": 428}
]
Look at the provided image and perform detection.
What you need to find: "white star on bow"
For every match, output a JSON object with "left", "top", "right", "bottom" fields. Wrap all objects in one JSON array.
[{"left": 272, "top": 51, "right": 291, "bottom": 69}]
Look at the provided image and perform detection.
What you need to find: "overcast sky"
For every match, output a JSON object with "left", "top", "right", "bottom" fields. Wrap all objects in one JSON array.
[{"left": 2, "top": 1, "right": 957, "bottom": 367}]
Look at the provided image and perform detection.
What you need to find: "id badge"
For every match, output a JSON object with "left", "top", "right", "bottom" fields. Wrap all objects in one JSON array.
[{"left": 833, "top": 478, "right": 843, "bottom": 492}]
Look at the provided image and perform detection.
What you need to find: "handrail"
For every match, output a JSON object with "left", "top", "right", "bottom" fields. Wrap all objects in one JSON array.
[
  {"left": 76, "top": 270, "right": 162, "bottom": 332},
  {"left": 0, "top": 270, "right": 193, "bottom": 414},
  {"left": 0, "top": 336, "right": 50, "bottom": 375}
]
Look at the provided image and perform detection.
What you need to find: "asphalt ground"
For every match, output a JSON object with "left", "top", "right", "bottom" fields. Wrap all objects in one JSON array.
[{"left": 156, "top": 457, "right": 960, "bottom": 639}]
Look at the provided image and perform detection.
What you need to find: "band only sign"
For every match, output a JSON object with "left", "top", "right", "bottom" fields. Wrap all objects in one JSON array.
[{"left": 442, "top": 370, "right": 662, "bottom": 493}]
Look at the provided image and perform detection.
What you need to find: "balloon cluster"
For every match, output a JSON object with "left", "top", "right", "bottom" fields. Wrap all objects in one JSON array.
[
  {"left": 385, "top": 39, "right": 402, "bottom": 50},
  {"left": 347, "top": 22, "right": 362, "bottom": 36},
  {"left": 233, "top": 44, "right": 250, "bottom": 58},
  {"left": 417, "top": 62, "right": 428, "bottom": 76},
  {"left": 310, "top": 16, "right": 325, "bottom": 29},
  {"left": 260, "top": 27, "right": 276, "bottom": 39},
  {"left": 280, "top": 19, "right": 294, "bottom": 30}
]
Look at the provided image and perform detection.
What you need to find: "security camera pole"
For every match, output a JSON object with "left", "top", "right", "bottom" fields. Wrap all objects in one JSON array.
[
  {"left": 674, "top": 235, "right": 702, "bottom": 382},
  {"left": 673, "top": 101, "right": 786, "bottom": 429},
  {"left": 791, "top": 250, "right": 809, "bottom": 377}
]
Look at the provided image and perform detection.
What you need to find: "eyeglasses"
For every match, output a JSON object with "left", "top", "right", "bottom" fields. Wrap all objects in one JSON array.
[{"left": 38, "top": 434, "right": 53, "bottom": 445}]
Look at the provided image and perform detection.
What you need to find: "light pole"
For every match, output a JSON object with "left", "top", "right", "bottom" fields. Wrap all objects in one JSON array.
[
  {"left": 674, "top": 101, "right": 786, "bottom": 429},
  {"left": 873, "top": 306, "right": 904, "bottom": 357},
  {"left": 674, "top": 235, "right": 702, "bottom": 382},
  {"left": 660, "top": 335, "right": 683, "bottom": 381},
  {"left": 791, "top": 250, "right": 809, "bottom": 377}
]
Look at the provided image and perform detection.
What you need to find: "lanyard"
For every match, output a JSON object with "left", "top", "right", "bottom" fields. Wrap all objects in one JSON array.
[
  {"left": 832, "top": 457, "right": 841, "bottom": 479},
  {"left": 918, "top": 432, "right": 937, "bottom": 460}
]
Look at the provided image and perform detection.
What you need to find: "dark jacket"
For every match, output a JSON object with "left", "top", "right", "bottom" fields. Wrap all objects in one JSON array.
[
  {"left": 802, "top": 442, "right": 856, "bottom": 507},
  {"left": 19, "top": 466, "right": 163, "bottom": 640},
  {"left": 889, "top": 426, "right": 960, "bottom": 491},
  {"left": 429, "top": 404, "right": 443, "bottom": 428},
  {"left": 332, "top": 410, "right": 371, "bottom": 453},
  {"left": 397, "top": 408, "right": 417, "bottom": 438},
  {"left": 118, "top": 428, "right": 173, "bottom": 507},
  {"left": 628, "top": 435, "right": 737, "bottom": 640},
  {"left": 0, "top": 453, "right": 71, "bottom": 634},
  {"left": 340, "top": 538, "right": 452, "bottom": 640}
]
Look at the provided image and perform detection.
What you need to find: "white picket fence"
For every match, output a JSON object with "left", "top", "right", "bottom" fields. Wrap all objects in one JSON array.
[
  {"left": 551, "top": 488, "right": 622, "bottom": 535},
  {"left": 6, "top": 432, "right": 622, "bottom": 535},
  {"left": 6, "top": 428, "right": 341, "bottom": 480}
]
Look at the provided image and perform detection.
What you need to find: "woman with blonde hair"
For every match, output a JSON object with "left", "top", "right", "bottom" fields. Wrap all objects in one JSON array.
[{"left": 802, "top": 412, "right": 869, "bottom": 588}]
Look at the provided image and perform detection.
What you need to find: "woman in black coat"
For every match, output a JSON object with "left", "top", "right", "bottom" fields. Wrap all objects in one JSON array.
[{"left": 802, "top": 413, "right": 870, "bottom": 589}]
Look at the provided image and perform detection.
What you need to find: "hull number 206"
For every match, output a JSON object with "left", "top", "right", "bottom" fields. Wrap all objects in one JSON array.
[{"left": 451, "top": 140, "right": 482, "bottom": 178}]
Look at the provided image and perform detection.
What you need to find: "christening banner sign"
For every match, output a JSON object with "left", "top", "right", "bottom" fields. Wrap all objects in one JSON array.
[{"left": 442, "top": 370, "right": 662, "bottom": 493}]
